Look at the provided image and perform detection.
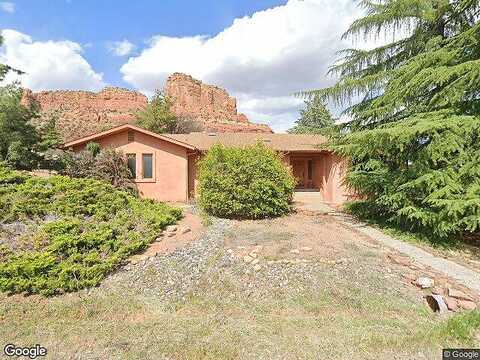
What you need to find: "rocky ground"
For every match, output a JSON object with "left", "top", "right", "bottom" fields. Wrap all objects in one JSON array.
[{"left": 1, "top": 210, "right": 479, "bottom": 359}]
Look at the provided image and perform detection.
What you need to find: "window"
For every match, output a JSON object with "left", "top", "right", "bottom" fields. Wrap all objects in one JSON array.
[
  {"left": 128, "top": 130, "right": 135, "bottom": 142},
  {"left": 127, "top": 154, "right": 136, "bottom": 178},
  {"left": 142, "top": 154, "right": 153, "bottom": 179},
  {"left": 307, "top": 160, "right": 313, "bottom": 180}
]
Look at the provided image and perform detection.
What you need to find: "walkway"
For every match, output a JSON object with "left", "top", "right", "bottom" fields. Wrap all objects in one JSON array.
[
  {"left": 293, "top": 191, "right": 334, "bottom": 213},
  {"left": 336, "top": 213, "right": 480, "bottom": 294}
]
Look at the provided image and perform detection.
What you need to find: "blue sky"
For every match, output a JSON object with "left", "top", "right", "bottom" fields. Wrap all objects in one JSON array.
[{"left": 0, "top": 0, "right": 363, "bottom": 131}]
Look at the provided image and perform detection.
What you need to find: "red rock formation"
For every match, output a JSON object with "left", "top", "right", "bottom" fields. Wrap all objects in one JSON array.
[
  {"left": 22, "top": 73, "right": 272, "bottom": 142},
  {"left": 165, "top": 73, "right": 272, "bottom": 133},
  {"left": 22, "top": 87, "right": 148, "bottom": 142}
]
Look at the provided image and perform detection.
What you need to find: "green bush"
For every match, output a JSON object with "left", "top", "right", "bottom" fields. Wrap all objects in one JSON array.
[
  {"left": 0, "top": 165, "right": 181, "bottom": 295},
  {"left": 198, "top": 143, "right": 295, "bottom": 219}
]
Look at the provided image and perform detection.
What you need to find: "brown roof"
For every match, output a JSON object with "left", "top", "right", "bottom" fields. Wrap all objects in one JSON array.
[
  {"left": 165, "top": 132, "right": 327, "bottom": 152},
  {"left": 62, "top": 124, "right": 327, "bottom": 152},
  {"left": 62, "top": 124, "right": 196, "bottom": 150}
]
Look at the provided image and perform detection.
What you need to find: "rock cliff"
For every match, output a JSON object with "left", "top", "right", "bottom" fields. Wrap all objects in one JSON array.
[
  {"left": 21, "top": 73, "right": 272, "bottom": 142},
  {"left": 165, "top": 73, "right": 272, "bottom": 133},
  {"left": 22, "top": 87, "right": 148, "bottom": 142}
]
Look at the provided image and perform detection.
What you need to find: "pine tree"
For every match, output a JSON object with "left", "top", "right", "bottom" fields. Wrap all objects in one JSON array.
[
  {"left": 307, "top": 0, "right": 480, "bottom": 238},
  {"left": 288, "top": 95, "right": 335, "bottom": 134},
  {"left": 308, "top": 0, "right": 480, "bottom": 129}
]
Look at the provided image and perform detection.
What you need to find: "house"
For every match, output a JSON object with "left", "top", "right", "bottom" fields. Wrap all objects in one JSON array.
[{"left": 63, "top": 124, "right": 351, "bottom": 204}]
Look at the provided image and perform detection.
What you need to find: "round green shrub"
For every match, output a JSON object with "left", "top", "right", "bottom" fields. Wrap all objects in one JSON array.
[{"left": 198, "top": 143, "right": 296, "bottom": 219}]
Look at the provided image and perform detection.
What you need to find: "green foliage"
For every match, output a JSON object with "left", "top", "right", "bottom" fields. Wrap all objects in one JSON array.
[
  {"left": 334, "top": 112, "right": 480, "bottom": 238},
  {"left": 61, "top": 147, "right": 135, "bottom": 191},
  {"left": 198, "top": 143, "right": 295, "bottom": 219},
  {"left": 288, "top": 95, "right": 335, "bottom": 134},
  {"left": 306, "top": 0, "right": 480, "bottom": 129},
  {"left": 136, "top": 90, "right": 177, "bottom": 134},
  {"left": 306, "top": 0, "right": 480, "bottom": 239},
  {"left": 135, "top": 90, "right": 204, "bottom": 134},
  {"left": 37, "top": 113, "right": 62, "bottom": 151},
  {"left": 85, "top": 142, "right": 101, "bottom": 157},
  {"left": 0, "top": 165, "right": 181, "bottom": 295},
  {"left": 0, "top": 85, "right": 40, "bottom": 169}
]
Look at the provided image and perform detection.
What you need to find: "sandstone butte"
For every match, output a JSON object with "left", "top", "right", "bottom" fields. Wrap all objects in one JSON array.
[{"left": 21, "top": 73, "right": 272, "bottom": 142}]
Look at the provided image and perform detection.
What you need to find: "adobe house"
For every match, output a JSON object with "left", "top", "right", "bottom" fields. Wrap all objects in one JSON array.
[{"left": 63, "top": 124, "right": 350, "bottom": 205}]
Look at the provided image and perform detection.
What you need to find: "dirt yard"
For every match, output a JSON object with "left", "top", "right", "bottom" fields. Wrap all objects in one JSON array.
[{"left": 1, "top": 211, "right": 479, "bottom": 360}]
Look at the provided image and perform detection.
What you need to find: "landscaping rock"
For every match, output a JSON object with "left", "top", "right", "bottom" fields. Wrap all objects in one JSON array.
[
  {"left": 444, "top": 297, "right": 458, "bottom": 312},
  {"left": 426, "top": 294, "right": 448, "bottom": 314},
  {"left": 431, "top": 287, "right": 445, "bottom": 296},
  {"left": 415, "top": 276, "right": 434, "bottom": 289},
  {"left": 458, "top": 300, "right": 477, "bottom": 310},
  {"left": 300, "top": 247, "right": 312, "bottom": 252},
  {"left": 180, "top": 227, "right": 191, "bottom": 235},
  {"left": 388, "top": 254, "right": 412, "bottom": 266},
  {"left": 402, "top": 273, "right": 417, "bottom": 282},
  {"left": 166, "top": 225, "right": 177, "bottom": 232},
  {"left": 448, "top": 288, "right": 474, "bottom": 302}
]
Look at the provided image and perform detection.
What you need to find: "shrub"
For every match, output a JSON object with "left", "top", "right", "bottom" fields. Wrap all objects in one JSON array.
[
  {"left": 198, "top": 143, "right": 295, "bottom": 219},
  {"left": 0, "top": 165, "right": 181, "bottom": 295},
  {"left": 61, "top": 147, "right": 134, "bottom": 192}
]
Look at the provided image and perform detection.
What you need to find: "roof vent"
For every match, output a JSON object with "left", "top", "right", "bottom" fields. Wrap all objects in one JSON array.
[
  {"left": 207, "top": 133, "right": 217, "bottom": 137},
  {"left": 262, "top": 139, "right": 272, "bottom": 143}
]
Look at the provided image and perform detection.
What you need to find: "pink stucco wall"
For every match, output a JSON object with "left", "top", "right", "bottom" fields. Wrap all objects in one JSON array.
[
  {"left": 71, "top": 130, "right": 351, "bottom": 205},
  {"left": 287, "top": 152, "right": 352, "bottom": 205},
  {"left": 72, "top": 129, "right": 189, "bottom": 202}
]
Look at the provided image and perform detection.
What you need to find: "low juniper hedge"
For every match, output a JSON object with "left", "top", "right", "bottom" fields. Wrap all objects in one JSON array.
[
  {"left": 0, "top": 165, "right": 182, "bottom": 295},
  {"left": 198, "top": 143, "right": 296, "bottom": 219}
]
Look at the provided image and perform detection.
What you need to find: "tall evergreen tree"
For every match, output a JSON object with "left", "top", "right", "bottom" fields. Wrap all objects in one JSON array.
[
  {"left": 308, "top": 0, "right": 480, "bottom": 238},
  {"left": 309, "top": 0, "right": 480, "bottom": 129},
  {"left": 288, "top": 95, "right": 335, "bottom": 134}
]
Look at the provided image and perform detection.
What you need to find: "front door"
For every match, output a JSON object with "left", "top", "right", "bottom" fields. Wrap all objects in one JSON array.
[{"left": 292, "top": 160, "right": 306, "bottom": 188}]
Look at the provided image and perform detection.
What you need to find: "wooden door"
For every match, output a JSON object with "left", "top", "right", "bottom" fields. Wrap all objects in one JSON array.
[{"left": 292, "top": 160, "right": 305, "bottom": 188}]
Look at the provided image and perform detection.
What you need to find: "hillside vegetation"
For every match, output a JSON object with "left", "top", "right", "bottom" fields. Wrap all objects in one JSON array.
[{"left": 0, "top": 165, "right": 181, "bottom": 295}]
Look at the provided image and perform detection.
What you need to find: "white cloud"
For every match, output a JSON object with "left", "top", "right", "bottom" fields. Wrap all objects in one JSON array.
[
  {"left": 108, "top": 39, "right": 135, "bottom": 57},
  {"left": 0, "top": 2, "right": 15, "bottom": 13},
  {"left": 0, "top": 29, "right": 105, "bottom": 91},
  {"left": 121, "top": 0, "right": 362, "bottom": 132}
]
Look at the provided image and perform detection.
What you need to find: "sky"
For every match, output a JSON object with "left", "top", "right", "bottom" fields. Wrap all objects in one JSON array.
[{"left": 0, "top": 0, "right": 364, "bottom": 132}]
